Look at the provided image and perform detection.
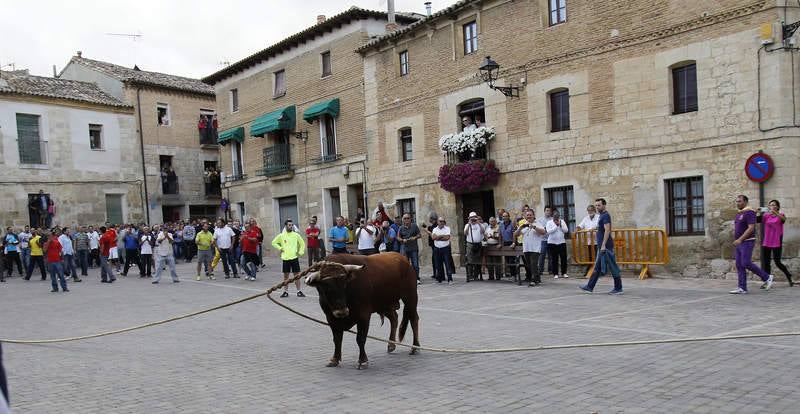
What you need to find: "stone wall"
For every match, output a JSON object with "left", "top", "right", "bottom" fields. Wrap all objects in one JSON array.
[{"left": 362, "top": 0, "right": 800, "bottom": 275}]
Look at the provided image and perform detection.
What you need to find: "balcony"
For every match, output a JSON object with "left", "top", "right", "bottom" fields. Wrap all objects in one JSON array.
[
  {"left": 226, "top": 161, "right": 247, "bottom": 184},
  {"left": 255, "top": 143, "right": 292, "bottom": 177},
  {"left": 199, "top": 124, "right": 218, "bottom": 146},
  {"left": 162, "top": 173, "right": 179, "bottom": 195}
]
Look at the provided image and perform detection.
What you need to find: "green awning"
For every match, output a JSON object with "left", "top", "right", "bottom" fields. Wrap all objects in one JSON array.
[
  {"left": 217, "top": 127, "right": 244, "bottom": 145},
  {"left": 303, "top": 98, "right": 340, "bottom": 123},
  {"left": 250, "top": 106, "right": 296, "bottom": 137}
]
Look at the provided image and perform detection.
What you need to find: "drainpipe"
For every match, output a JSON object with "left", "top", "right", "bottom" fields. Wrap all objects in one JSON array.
[{"left": 136, "top": 87, "right": 151, "bottom": 223}]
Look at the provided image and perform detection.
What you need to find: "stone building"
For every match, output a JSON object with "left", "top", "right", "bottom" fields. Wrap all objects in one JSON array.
[
  {"left": 203, "top": 8, "right": 419, "bottom": 237},
  {"left": 60, "top": 54, "right": 220, "bottom": 224},
  {"left": 0, "top": 70, "right": 144, "bottom": 227},
  {"left": 357, "top": 0, "right": 800, "bottom": 276}
]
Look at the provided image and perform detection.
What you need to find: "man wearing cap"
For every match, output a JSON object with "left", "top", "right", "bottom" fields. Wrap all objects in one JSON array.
[{"left": 464, "top": 212, "right": 485, "bottom": 281}]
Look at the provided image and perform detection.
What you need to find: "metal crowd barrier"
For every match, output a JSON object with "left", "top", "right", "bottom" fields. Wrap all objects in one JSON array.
[{"left": 571, "top": 228, "right": 669, "bottom": 280}]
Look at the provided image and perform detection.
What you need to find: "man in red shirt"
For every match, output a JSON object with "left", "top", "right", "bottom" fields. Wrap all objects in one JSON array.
[
  {"left": 240, "top": 222, "right": 260, "bottom": 281},
  {"left": 44, "top": 228, "right": 68, "bottom": 292},
  {"left": 305, "top": 216, "right": 322, "bottom": 266},
  {"left": 98, "top": 225, "right": 118, "bottom": 283},
  {"left": 248, "top": 218, "right": 265, "bottom": 268}
]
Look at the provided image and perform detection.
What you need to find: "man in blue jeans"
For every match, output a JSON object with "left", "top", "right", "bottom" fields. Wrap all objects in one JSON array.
[
  {"left": 580, "top": 198, "right": 623, "bottom": 294},
  {"left": 397, "top": 213, "right": 421, "bottom": 284}
]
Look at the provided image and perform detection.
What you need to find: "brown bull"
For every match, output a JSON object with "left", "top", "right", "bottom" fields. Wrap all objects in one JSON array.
[{"left": 304, "top": 252, "right": 420, "bottom": 369}]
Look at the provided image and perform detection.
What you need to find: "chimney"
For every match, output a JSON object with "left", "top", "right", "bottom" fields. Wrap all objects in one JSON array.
[
  {"left": 386, "top": 0, "right": 398, "bottom": 32},
  {"left": 52, "top": 65, "right": 57, "bottom": 77},
  {"left": 317, "top": 15, "right": 326, "bottom": 24},
  {"left": 76, "top": 51, "right": 82, "bottom": 58},
  {"left": 425, "top": 2, "right": 432, "bottom": 17}
]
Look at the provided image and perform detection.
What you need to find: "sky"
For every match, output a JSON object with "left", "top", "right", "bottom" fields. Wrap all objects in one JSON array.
[{"left": 1, "top": 0, "right": 457, "bottom": 80}]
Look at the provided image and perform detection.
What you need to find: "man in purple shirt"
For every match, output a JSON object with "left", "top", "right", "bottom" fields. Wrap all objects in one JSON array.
[{"left": 730, "top": 195, "right": 773, "bottom": 294}]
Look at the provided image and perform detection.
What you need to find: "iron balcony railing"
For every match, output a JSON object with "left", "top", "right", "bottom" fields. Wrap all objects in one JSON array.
[{"left": 256, "top": 143, "right": 292, "bottom": 177}]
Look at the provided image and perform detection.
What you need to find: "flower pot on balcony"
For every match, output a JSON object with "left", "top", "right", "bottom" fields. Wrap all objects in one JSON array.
[{"left": 438, "top": 159, "right": 500, "bottom": 194}]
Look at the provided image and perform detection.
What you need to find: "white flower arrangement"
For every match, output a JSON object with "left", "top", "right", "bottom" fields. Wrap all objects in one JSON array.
[{"left": 438, "top": 126, "right": 496, "bottom": 154}]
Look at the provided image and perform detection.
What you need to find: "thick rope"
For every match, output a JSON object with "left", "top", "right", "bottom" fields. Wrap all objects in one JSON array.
[{"left": 3, "top": 271, "right": 799, "bottom": 351}]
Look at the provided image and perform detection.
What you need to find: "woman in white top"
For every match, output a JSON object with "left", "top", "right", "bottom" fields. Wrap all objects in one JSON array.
[
  {"left": 484, "top": 216, "right": 502, "bottom": 280},
  {"left": 546, "top": 209, "right": 570, "bottom": 279}
]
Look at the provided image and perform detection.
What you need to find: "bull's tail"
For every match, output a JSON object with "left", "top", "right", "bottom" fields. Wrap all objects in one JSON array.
[{"left": 398, "top": 308, "right": 410, "bottom": 343}]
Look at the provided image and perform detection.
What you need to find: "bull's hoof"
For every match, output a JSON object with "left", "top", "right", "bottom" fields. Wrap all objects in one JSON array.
[
  {"left": 387, "top": 343, "right": 396, "bottom": 353},
  {"left": 357, "top": 361, "right": 369, "bottom": 370},
  {"left": 409, "top": 347, "right": 419, "bottom": 355},
  {"left": 326, "top": 359, "right": 340, "bottom": 367}
]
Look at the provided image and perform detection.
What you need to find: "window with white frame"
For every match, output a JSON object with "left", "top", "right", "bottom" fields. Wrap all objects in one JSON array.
[
  {"left": 273, "top": 69, "right": 286, "bottom": 97},
  {"left": 399, "top": 50, "right": 409, "bottom": 76},
  {"left": 157, "top": 103, "right": 170, "bottom": 126},
  {"left": 320, "top": 114, "right": 337, "bottom": 161},
  {"left": 463, "top": 21, "right": 478, "bottom": 55},
  {"left": 321, "top": 51, "right": 331, "bottom": 77},
  {"left": 230, "top": 89, "right": 239, "bottom": 113},
  {"left": 549, "top": 0, "right": 567, "bottom": 26},
  {"left": 89, "top": 124, "right": 103, "bottom": 150}
]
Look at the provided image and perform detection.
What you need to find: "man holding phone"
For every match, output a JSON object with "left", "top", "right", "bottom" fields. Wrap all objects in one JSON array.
[{"left": 515, "top": 210, "right": 546, "bottom": 286}]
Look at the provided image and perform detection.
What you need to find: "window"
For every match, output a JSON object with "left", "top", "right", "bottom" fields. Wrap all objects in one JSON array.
[
  {"left": 199, "top": 110, "right": 216, "bottom": 145},
  {"left": 545, "top": 186, "right": 575, "bottom": 234},
  {"left": 105, "top": 194, "right": 123, "bottom": 225},
  {"left": 456, "top": 99, "right": 487, "bottom": 160},
  {"left": 463, "top": 21, "right": 478, "bottom": 55},
  {"left": 231, "top": 141, "right": 245, "bottom": 181},
  {"left": 321, "top": 51, "right": 331, "bottom": 77},
  {"left": 320, "top": 114, "right": 337, "bottom": 160},
  {"left": 397, "top": 198, "right": 416, "bottom": 223},
  {"left": 230, "top": 89, "right": 239, "bottom": 113},
  {"left": 274, "top": 70, "right": 286, "bottom": 97},
  {"left": 550, "top": 89, "right": 570, "bottom": 132},
  {"left": 549, "top": 0, "right": 567, "bottom": 26},
  {"left": 16, "top": 113, "right": 45, "bottom": 164},
  {"left": 157, "top": 103, "right": 170, "bottom": 126},
  {"left": 666, "top": 177, "right": 704, "bottom": 236},
  {"left": 277, "top": 195, "right": 299, "bottom": 230},
  {"left": 400, "top": 128, "right": 413, "bottom": 162},
  {"left": 672, "top": 63, "right": 698, "bottom": 114},
  {"left": 89, "top": 124, "right": 103, "bottom": 150},
  {"left": 189, "top": 205, "right": 219, "bottom": 221},
  {"left": 399, "top": 50, "right": 409, "bottom": 76}
]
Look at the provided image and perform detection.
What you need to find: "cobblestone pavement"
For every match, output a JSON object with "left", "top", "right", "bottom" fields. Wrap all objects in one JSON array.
[{"left": 1, "top": 260, "right": 798, "bottom": 413}]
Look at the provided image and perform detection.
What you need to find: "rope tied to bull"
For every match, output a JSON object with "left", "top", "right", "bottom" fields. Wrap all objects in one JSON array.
[{"left": 2, "top": 268, "right": 800, "bottom": 351}]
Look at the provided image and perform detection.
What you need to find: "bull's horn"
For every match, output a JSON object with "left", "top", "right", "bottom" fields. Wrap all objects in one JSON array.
[
  {"left": 342, "top": 264, "right": 364, "bottom": 272},
  {"left": 304, "top": 271, "right": 320, "bottom": 284}
]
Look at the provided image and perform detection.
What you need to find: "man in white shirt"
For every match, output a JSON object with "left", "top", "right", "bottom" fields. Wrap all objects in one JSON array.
[
  {"left": 515, "top": 210, "right": 547, "bottom": 286},
  {"left": 546, "top": 209, "right": 570, "bottom": 279},
  {"left": 536, "top": 206, "right": 553, "bottom": 276},
  {"left": 18, "top": 226, "right": 33, "bottom": 272},
  {"left": 212, "top": 219, "right": 239, "bottom": 278},
  {"left": 577, "top": 204, "right": 600, "bottom": 266},
  {"left": 463, "top": 211, "right": 485, "bottom": 281},
  {"left": 88, "top": 226, "right": 100, "bottom": 268},
  {"left": 431, "top": 218, "right": 453, "bottom": 284},
  {"left": 58, "top": 228, "right": 81, "bottom": 282},
  {"left": 152, "top": 225, "right": 179, "bottom": 284},
  {"left": 355, "top": 219, "right": 378, "bottom": 255}
]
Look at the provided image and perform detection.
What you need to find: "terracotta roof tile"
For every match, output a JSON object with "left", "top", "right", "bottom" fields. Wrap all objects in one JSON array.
[
  {"left": 68, "top": 56, "right": 215, "bottom": 96},
  {"left": 0, "top": 71, "right": 131, "bottom": 108}
]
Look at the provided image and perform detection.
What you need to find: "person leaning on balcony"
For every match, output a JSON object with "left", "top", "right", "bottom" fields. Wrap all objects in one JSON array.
[{"left": 461, "top": 116, "right": 476, "bottom": 133}]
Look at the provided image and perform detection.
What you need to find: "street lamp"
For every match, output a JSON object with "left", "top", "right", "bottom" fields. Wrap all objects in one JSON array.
[{"left": 479, "top": 56, "right": 521, "bottom": 98}]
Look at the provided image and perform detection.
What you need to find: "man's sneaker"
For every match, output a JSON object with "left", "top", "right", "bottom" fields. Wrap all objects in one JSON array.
[
  {"left": 607, "top": 289, "right": 624, "bottom": 295},
  {"left": 579, "top": 285, "right": 592, "bottom": 293},
  {"left": 297, "top": 291, "right": 306, "bottom": 298},
  {"left": 764, "top": 274, "right": 774, "bottom": 291},
  {"left": 173, "top": 280, "right": 180, "bottom": 283},
  {"left": 417, "top": 280, "right": 421, "bottom": 285},
  {"left": 196, "top": 275, "right": 201, "bottom": 281},
  {"left": 447, "top": 281, "right": 452, "bottom": 285},
  {"left": 233, "top": 274, "right": 240, "bottom": 278},
  {"left": 208, "top": 275, "right": 216, "bottom": 281},
  {"left": 729, "top": 287, "right": 747, "bottom": 294},
  {"left": 248, "top": 277, "right": 256, "bottom": 281},
  {"left": 553, "top": 275, "right": 559, "bottom": 279},
  {"left": 280, "top": 291, "right": 289, "bottom": 298},
  {"left": 225, "top": 275, "right": 231, "bottom": 279},
  {"left": 562, "top": 274, "right": 569, "bottom": 279}
]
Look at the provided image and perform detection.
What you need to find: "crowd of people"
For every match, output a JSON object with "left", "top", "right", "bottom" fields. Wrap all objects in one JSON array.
[{"left": 0, "top": 195, "right": 792, "bottom": 296}]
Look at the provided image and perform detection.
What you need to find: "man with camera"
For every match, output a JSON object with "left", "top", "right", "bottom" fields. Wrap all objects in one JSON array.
[{"left": 356, "top": 218, "right": 378, "bottom": 256}]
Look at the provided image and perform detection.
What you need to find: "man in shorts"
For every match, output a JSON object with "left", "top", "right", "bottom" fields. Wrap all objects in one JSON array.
[
  {"left": 194, "top": 223, "right": 215, "bottom": 280},
  {"left": 271, "top": 219, "right": 306, "bottom": 298}
]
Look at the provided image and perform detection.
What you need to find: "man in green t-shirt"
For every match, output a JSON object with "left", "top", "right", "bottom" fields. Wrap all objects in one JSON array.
[{"left": 194, "top": 223, "right": 215, "bottom": 280}]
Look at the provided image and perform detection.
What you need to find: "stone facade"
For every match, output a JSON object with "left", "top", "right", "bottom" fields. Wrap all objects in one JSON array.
[
  {"left": 60, "top": 57, "right": 220, "bottom": 224},
  {"left": 359, "top": 0, "right": 800, "bottom": 275},
  {"left": 0, "top": 95, "right": 143, "bottom": 227},
  {"left": 206, "top": 12, "right": 416, "bottom": 238}
]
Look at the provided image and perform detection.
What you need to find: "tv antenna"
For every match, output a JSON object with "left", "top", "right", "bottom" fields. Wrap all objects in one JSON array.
[{"left": 105, "top": 32, "right": 143, "bottom": 41}]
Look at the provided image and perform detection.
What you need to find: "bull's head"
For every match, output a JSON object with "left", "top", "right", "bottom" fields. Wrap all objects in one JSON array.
[{"left": 304, "top": 261, "right": 364, "bottom": 318}]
